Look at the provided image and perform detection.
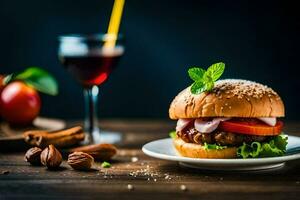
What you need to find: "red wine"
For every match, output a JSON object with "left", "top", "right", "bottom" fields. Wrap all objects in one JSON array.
[{"left": 60, "top": 49, "right": 123, "bottom": 87}]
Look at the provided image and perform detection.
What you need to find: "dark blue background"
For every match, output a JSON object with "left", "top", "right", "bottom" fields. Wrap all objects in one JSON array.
[{"left": 0, "top": 0, "right": 299, "bottom": 120}]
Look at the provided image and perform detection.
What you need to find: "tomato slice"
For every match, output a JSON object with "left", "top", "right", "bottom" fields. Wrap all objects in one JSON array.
[{"left": 218, "top": 120, "right": 283, "bottom": 136}]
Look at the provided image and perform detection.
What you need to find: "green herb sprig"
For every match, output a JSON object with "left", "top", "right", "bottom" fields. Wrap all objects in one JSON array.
[
  {"left": 188, "top": 62, "right": 225, "bottom": 94},
  {"left": 101, "top": 161, "right": 111, "bottom": 168}
]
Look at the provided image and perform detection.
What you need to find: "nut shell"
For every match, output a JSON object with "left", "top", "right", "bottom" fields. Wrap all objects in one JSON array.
[
  {"left": 24, "top": 147, "right": 42, "bottom": 165},
  {"left": 40, "top": 145, "right": 62, "bottom": 169},
  {"left": 68, "top": 152, "right": 94, "bottom": 171}
]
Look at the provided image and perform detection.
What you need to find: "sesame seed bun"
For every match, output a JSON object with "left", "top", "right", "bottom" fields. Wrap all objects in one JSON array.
[
  {"left": 169, "top": 79, "right": 285, "bottom": 119},
  {"left": 173, "top": 137, "right": 237, "bottom": 159}
]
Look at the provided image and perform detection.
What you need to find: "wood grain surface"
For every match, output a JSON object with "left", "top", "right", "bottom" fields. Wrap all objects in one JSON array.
[{"left": 0, "top": 119, "right": 300, "bottom": 200}]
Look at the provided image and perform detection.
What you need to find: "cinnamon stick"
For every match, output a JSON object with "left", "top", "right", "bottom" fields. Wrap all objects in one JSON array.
[
  {"left": 69, "top": 143, "right": 117, "bottom": 160},
  {"left": 23, "top": 126, "right": 85, "bottom": 148}
]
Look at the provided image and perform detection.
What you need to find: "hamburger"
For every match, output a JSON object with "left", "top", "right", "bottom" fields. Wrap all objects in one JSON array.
[{"left": 169, "top": 64, "right": 287, "bottom": 159}]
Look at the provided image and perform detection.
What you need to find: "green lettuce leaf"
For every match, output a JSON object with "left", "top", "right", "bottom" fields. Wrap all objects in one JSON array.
[
  {"left": 204, "top": 143, "right": 227, "bottom": 150},
  {"left": 169, "top": 131, "right": 177, "bottom": 139},
  {"left": 237, "top": 134, "right": 288, "bottom": 158}
]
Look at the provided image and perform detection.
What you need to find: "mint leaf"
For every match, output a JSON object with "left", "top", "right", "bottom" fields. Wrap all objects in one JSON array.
[
  {"left": 169, "top": 131, "right": 177, "bottom": 139},
  {"left": 202, "top": 73, "right": 213, "bottom": 83},
  {"left": 204, "top": 143, "right": 227, "bottom": 150},
  {"left": 15, "top": 67, "right": 58, "bottom": 96},
  {"left": 188, "top": 62, "right": 225, "bottom": 95},
  {"left": 101, "top": 161, "right": 111, "bottom": 168},
  {"left": 188, "top": 67, "right": 205, "bottom": 81},
  {"left": 237, "top": 134, "right": 288, "bottom": 158},
  {"left": 204, "top": 81, "right": 214, "bottom": 92},
  {"left": 191, "top": 81, "right": 206, "bottom": 94},
  {"left": 206, "top": 62, "right": 225, "bottom": 81}
]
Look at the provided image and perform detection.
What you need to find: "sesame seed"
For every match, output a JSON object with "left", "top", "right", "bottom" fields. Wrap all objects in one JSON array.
[
  {"left": 180, "top": 185, "right": 187, "bottom": 191},
  {"left": 213, "top": 79, "right": 279, "bottom": 100},
  {"left": 127, "top": 184, "right": 134, "bottom": 190},
  {"left": 131, "top": 157, "right": 139, "bottom": 162}
]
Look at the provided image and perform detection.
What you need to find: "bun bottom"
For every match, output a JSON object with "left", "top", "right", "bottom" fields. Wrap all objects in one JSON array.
[{"left": 173, "top": 137, "right": 237, "bottom": 159}]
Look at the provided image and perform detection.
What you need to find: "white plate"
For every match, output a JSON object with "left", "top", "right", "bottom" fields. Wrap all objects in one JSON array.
[{"left": 142, "top": 135, "right": 300, "bottom": 171}]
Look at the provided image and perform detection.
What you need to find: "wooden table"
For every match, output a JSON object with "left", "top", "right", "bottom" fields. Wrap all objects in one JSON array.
[{"left": 1, "top": 119, "right": 300, "bottom": 199}]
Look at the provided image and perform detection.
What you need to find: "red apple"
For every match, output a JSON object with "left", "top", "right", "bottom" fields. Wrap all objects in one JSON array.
[{"left": 0, "top": 81, "right": 41, "bottom": 125}]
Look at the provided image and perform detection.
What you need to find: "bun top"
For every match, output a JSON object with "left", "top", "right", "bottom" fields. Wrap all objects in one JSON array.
[{"left": 169, "top": 79, "right": 285, "bottom": 119}]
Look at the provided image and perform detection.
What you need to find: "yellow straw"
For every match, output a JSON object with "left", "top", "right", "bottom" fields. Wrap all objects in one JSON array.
[{"left": 104, "top": 0, "right": 125, "bottom": 48}]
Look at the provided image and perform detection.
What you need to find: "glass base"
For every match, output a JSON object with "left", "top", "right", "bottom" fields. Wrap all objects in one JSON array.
[{"left": 82, "top": 128, "right": 122, "bottom": 145}]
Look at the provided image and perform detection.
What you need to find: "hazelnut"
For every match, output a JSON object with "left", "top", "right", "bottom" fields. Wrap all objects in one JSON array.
[
  {"left": 68, "top": 152, "right": 94, "bottom": 171},
  {"left": 24, "top": 147, "right": 42, "bottom": 165},
  {"left": 40, "top": 145, "right": 62, "bottom": 169}
]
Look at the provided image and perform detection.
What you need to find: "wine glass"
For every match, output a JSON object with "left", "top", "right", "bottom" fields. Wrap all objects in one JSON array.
[{"left": 58, "top": 34, "right": 124, "bottom": 144}]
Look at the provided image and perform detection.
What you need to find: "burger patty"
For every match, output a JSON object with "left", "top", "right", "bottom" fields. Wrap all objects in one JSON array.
[{"left": 177, "top": 127, "right": 269, "bottom": 146}]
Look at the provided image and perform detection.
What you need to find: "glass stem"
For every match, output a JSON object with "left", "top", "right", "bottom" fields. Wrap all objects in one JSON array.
[{"left": 83, "top": 86, "right": 99, "bottom": 144}]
